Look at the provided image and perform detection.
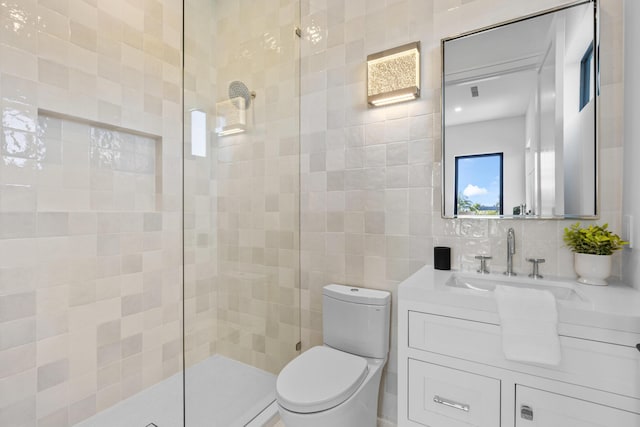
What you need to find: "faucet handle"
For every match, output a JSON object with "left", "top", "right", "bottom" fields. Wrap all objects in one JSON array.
[
  {"left": 526, "top": 258, "right": 545, "bottom": 279},
  {"left": 475, "top": 255, "right": 492, "bottom": 274}
]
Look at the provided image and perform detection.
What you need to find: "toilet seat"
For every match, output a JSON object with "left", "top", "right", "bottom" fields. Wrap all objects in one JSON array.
[{"left": 276, "top": 346, "right": 369, "bottom": 414}]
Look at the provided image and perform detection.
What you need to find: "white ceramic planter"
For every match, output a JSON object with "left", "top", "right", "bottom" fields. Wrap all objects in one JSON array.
[{"left": 574, "top": 253, "right": 612, "bottom": 286}]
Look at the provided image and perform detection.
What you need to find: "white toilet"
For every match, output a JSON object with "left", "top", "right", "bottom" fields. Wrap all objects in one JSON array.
[{"left": 276, "top": 284, "right": 391, "bottom": 427}]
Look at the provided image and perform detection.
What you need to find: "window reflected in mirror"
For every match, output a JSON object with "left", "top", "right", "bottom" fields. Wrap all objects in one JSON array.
[
  {"left": 455, "top": 153, "right": 503, "bottom": 216},
  {"left": 580, "top": 42, "right": 595, "bottom": 111}
]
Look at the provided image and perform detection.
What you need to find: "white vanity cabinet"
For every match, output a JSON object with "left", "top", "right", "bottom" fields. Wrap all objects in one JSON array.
[
  {"left": 397, "top": 267, "right": 640, "bottom": 427},
  {"left": 514, "top": 386, "right": 640, "bottom": 426}
]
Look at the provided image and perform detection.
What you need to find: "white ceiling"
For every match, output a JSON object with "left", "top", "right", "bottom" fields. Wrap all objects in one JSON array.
[
  {"left": 443, "top": 12, "right": 554, "bottom": 126},
  {"left": 444, "top": 69, "right": 538, "bottom": 126},
  {"left": 444, "top": 13, "right": 553, "bottom": 78}
]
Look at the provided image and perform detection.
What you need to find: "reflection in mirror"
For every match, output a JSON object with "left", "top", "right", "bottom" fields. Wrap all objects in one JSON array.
[
  {"left": 455, "top": 153, "right": 503, "bottom": 216},
  {"left": 442, "top": 0, "right": 598, "bottom": 218}
]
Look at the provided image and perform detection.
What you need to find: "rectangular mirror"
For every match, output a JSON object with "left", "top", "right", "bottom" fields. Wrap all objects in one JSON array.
[{"left": 442, "top": 0, "right": 598, "bottom": 218}]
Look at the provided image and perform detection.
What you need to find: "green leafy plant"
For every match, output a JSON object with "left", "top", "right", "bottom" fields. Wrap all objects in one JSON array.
[
  {"left": 457, "top": 193, "right": 481, "bottom": 214},
  {"left": 563, "top": 222, "right": 628, "bottom": 255}
]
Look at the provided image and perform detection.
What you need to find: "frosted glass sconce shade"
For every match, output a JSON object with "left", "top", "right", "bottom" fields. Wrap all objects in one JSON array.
[
  {"left": 216, "top": 96, "right": 247, "bottom": 136},
  {"left": 367, "top": 41, "right": 421, "bottom": 106},
  {"left": 190, "top": 110, "right": 207, "bottom": 157}
]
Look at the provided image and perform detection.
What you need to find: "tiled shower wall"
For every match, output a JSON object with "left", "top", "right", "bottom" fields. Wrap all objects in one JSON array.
[
  {"left": 0, "top": 1, "right": 183, "bottom": 425},
  {"left": 183, "top": 0, "right": 219, "bottom": 368},
  {"left": 299, "top": 0, "right": 624, "bottom": 422},
  {"left": 211, "top": 0, "right": 301, "bottom": 375},
  {"left": 184, "top": 0, "right": 302, "bottom": 375}
]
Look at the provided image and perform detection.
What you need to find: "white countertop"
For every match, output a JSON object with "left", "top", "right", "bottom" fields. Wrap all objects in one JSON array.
[{"left": 399, "top": 265, "right": 640, "bottom": 340}]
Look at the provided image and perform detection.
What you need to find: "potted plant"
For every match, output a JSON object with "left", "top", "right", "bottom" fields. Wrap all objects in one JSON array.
[{"left": 563, "top": 222, "right": 628, "bottom": 286}]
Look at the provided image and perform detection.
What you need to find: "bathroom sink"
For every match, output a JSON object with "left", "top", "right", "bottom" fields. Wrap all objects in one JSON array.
[{"left": 445, "top": 273, "right": 584, "bottom": 302}]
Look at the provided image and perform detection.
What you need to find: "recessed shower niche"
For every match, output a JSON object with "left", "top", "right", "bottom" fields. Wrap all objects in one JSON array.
[{"left": 36, "top": 111, "right": 163, "bottom": 212}]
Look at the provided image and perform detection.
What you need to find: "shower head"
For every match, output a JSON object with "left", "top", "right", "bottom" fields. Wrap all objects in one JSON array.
[{"left": 228, "top": 80, "right": 255, "bottom": 109}]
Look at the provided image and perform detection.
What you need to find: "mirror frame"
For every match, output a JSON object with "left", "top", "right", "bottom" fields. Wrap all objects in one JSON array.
[{"left": 440, "top": 0, "right": 599, "bottom": 219}]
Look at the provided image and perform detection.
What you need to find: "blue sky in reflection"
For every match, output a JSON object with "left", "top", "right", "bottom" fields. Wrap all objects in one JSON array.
[{"left": 456, "top": 154, "right": 501, "bottom": 208}]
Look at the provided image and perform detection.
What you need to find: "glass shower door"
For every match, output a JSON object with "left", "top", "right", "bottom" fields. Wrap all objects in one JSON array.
[{"left": 183, "top": 0, "right": 300, "bottom": 425}]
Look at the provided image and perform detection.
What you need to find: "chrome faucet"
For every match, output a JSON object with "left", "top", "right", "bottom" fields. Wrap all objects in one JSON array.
[{"left": 505, "top": 227, "right": 517, "bottom": 276}]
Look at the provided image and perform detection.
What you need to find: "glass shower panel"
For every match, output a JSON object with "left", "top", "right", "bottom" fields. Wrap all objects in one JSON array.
[{"left": 183, "top": 0, "right": 300, "bottom": 425}]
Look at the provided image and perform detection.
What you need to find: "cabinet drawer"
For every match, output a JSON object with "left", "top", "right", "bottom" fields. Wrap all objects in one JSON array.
[
  {"left": 408, "top": 358, "right": 501, "bottom": 427},
  {"left": 408, "top": 311, "right": 640, "bottom": 399},
  {"left": 515, "top": 385, "right": 640, "bottom": 426}
]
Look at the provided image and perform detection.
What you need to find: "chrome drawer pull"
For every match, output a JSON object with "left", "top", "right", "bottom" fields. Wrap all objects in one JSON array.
[
  {"left": 521, "top": 404, "right": 534, "bottom": 420},
  {"left": 433, "top": 395, "right": 470, "bottom": 412}
]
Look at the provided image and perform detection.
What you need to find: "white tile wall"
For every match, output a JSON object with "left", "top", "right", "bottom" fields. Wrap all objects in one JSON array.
[
  {"left": 0, "top": 0, "right": 183, "bottom": 425},
  {"left": 210, "top": 0, "right": 301, "bottom": 375},
  {"left": 299, "top": 0, "right": 625, "bottom": 423},
  {"left": 184, "top": 0, "right": 301, "bottom": 378},
  {"left": 183, "top": 0, "right": 219, "bottom": 370}
]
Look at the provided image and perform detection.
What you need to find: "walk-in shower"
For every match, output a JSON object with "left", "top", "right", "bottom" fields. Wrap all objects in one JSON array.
[{"left": 0, "top": 0, "right": 299, "bottom": 426}]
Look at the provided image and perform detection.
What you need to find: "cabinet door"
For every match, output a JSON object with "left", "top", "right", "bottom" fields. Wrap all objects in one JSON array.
[
  {"left": 516, "top": 385, "right": 640, "bottom": 427},
  {"left": 408, "top": 359, "right": 501, "bottom": 427}
]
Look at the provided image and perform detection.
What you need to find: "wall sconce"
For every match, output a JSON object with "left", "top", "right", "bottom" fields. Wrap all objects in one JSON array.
[
  {"left": 367, "top": 41, "right": 421, "bottom": 106},
  {"left": 190, "top": 109, "right": 207, "bottom": 157},
  {"left": 216, "top": 97, "right": 247, "bottom": 136}
]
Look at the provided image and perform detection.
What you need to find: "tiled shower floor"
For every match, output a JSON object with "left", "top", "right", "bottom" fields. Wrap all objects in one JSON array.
[{"left": 77, "top": 355, "right": 276, "bottom": 427}]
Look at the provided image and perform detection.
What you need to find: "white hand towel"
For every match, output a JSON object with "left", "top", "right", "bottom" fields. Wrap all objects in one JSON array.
[{"left": 494, "top": 285, "right": 561, "bottom": 366}]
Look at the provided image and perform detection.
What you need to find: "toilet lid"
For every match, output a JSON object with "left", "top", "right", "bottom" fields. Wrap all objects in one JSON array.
[{"left": 276, "top": 346, "right": 368, "bottom": 414}]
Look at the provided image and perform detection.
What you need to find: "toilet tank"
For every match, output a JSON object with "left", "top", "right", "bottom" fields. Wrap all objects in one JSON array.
[{"left": 322, "top": 284, "right": 391, "bottom": 359}]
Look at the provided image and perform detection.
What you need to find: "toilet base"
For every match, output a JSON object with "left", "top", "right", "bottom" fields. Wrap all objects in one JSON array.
[
  {"left": 278, "top": 402, "right": 376, "bottom": 427},
  {"left": 277, "top": 357, "right": 384, "bottom": 427}
]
